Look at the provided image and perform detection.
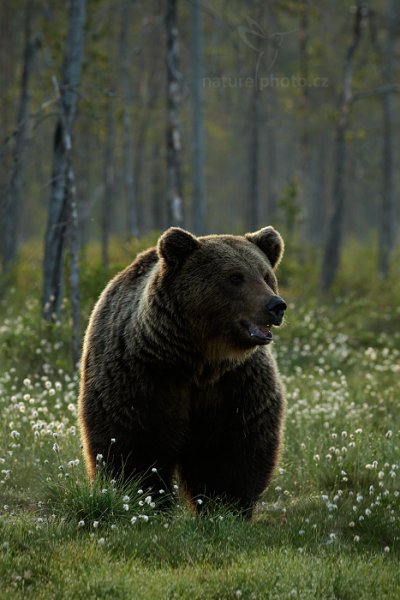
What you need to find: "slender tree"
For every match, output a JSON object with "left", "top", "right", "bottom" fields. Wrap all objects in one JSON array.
[
  {"left": 2, "top": 0, "right": 38, "bottom": 274},
  {"left": 120, "top": 0, "right": 139, "bottom": 239},
  {"left": 151, "top": 142, "right": 165, "bottom": 231},
  {"left": 66, "top": 158, "right": 81, "bottom": 365},
  {"left": 263, "top": 4, "right": 280, "bottom": 224},
  {"left": 264, "top": 89, "right": 278, "bottom": 223},
  {"left": 102, "top": 92, "right": 115, "bottom": 269},
  {"left": 320, "top": 2, "right": 368, "bottom": 291},
  {"left": 166, "top": 0, "right": 184, "bottom": 227},
  {"left": 42, "top": 0, "right": 86, "bottom": 322},
  {"left": 191, "top": 0, "right": 205, "bottom": 234},
  {"left": 309, "top": 129, "right": 329, "bottom": 246},
  {"left": 248, "top": 79, "right": 261, "bottom": 231},
  {"left": 298, "top": 0, "right": 310, "bottom": 240},
  {"left": 133, "top": 40, "right": 163, "bottom": 226},
  {"left": 242, "top": 4, "right": 265, "bottom": 231},
  {"left": 378, "top": 0, "right": 396, "bottom": 278}
]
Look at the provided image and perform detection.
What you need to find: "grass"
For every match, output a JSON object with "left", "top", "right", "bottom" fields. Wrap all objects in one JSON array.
[{"left": 0, "top": 238, "right": 399, "bottom": 598}]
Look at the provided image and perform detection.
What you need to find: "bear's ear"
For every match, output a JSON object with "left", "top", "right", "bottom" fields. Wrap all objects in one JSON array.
[
  {"left": 158, "top": 227, "right": 200, "bottom": 266},
  {"left": 245, "top": 226, "right": 284, "bottom": 269}
]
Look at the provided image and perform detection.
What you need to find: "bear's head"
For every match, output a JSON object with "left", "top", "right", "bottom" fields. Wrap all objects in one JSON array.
[{"left": 157, "top": 227, "right": 286, "bottom": 360}]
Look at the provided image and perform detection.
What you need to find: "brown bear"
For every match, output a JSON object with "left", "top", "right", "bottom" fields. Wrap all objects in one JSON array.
[{"left": 78, "top": 226, "right": 287, "bottom": 517}]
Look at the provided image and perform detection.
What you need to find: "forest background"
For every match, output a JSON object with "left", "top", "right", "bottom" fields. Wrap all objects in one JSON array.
[{"left": 0, "top": 1, "right": 399, "bottom": 598}]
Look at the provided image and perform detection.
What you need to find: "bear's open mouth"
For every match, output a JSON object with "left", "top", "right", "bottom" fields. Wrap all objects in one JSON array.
[{"left": 247, "top": 323, "right": 273, "bottom": 344}]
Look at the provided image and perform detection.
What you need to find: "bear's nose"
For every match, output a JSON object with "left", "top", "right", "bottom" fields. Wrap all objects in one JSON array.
[{"left": 266, "top": 296, "right": 287, "bottom": 325}]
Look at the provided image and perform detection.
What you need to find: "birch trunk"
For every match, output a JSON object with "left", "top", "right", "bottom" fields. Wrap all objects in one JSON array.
[
  {"left": 151, "top": 143, "right": 164, "bottom": 231},
  {"left": 166, "top": 0, "right": 184, "bottom": 227},
  {"left": 102, "top": 94, "right": 115, "bottom": 269},
  {"left": 320, "top": 3, "right": 367, "bottom": 291},
  {"left": 66, "top": 161, "right": 81, "bottom": 366},
  {"left": 265, "top": 92, "right": 278, "bottom": 222},
  {"left": 248, "top": 82, "right": 260, "bottom": 231},
  {"left": 298, "top": 0, "right": 310, "bottom": 240},
  {"left": 42, "top": 0, "right": 86, "bottom": 321},
  {"left": 2, "top": 0, "right": 37, "bottom": 274},
  {"left": 120, "top": 0, "right": 139, "bottom": 239},
  {"left": 378, "top": 0, "right": 396, "bottom": 278},
  {"left": 191, "top": 0, "right": 205, "bottom": 234}
]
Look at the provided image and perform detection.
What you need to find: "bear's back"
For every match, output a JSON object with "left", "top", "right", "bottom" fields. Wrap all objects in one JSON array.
[{"left": 82, "top": 247, "right": 159, "bottom": 367}]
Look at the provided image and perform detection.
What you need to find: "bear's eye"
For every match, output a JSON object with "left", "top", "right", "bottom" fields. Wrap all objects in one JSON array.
[{"left": 229, "top": 273, "right": 244, "bottom": 285}]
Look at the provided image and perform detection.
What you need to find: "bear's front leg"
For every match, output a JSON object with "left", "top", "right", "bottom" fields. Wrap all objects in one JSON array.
[
  {"left": 179, "top": 351, "right": 285, "bottom": 517},
  {"left": 83, "top": 415, "right": 177, "bottom": 509}
]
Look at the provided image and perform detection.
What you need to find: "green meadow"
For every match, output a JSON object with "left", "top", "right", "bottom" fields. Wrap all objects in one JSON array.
[{"left": 0, "top": 239, "right": 399, "bottom": 599}]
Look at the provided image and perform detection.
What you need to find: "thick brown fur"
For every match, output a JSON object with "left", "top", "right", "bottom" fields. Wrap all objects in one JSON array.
[{"left": 78, "top": 227, "right": 286, "bottom": 517}]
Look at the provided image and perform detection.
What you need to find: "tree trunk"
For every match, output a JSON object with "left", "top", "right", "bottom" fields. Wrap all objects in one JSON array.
[
  {"left": 166, "top": 0, "right": 184, "bottom": 227},
  {"left": 102, "top": 93, "right": 115, "bottom": 269},
  {"left": 264, "top": 91, "right": 278, "bottom": 223},
  {"left": 2, "top": 0, "right": 37, "bottom": 274},
  {"left": 133, "top": 65, "right": 160, "bottom": 233},
  {"left": 320, "top": 3, "right": 367, "bottom": 291},
  {"left": 378, "top": 0, "right": 396, "bottom": 278},
  {"left": 42, "top": 0, "right": 86, "bottom": 320},
  {"left": 191, "top": 0, "right": 205, "bottom": 234},
  {"left": 120, "top": 0, "right": 139, "bottom": 239},
  {"left": 309, "top": 130, "right": 328, "bottom": 246},
  {"left": 248, "top": 81, "right": 260, "bottom": 231},
  {"left": 66, "top": 161, "right": 81, "bottom": 366},
  {"left": 298, "top": 0, "right": 310, "bottom": 241},
  {"left": 151, "top": 143, "right": 164, "bottom": 231}
]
